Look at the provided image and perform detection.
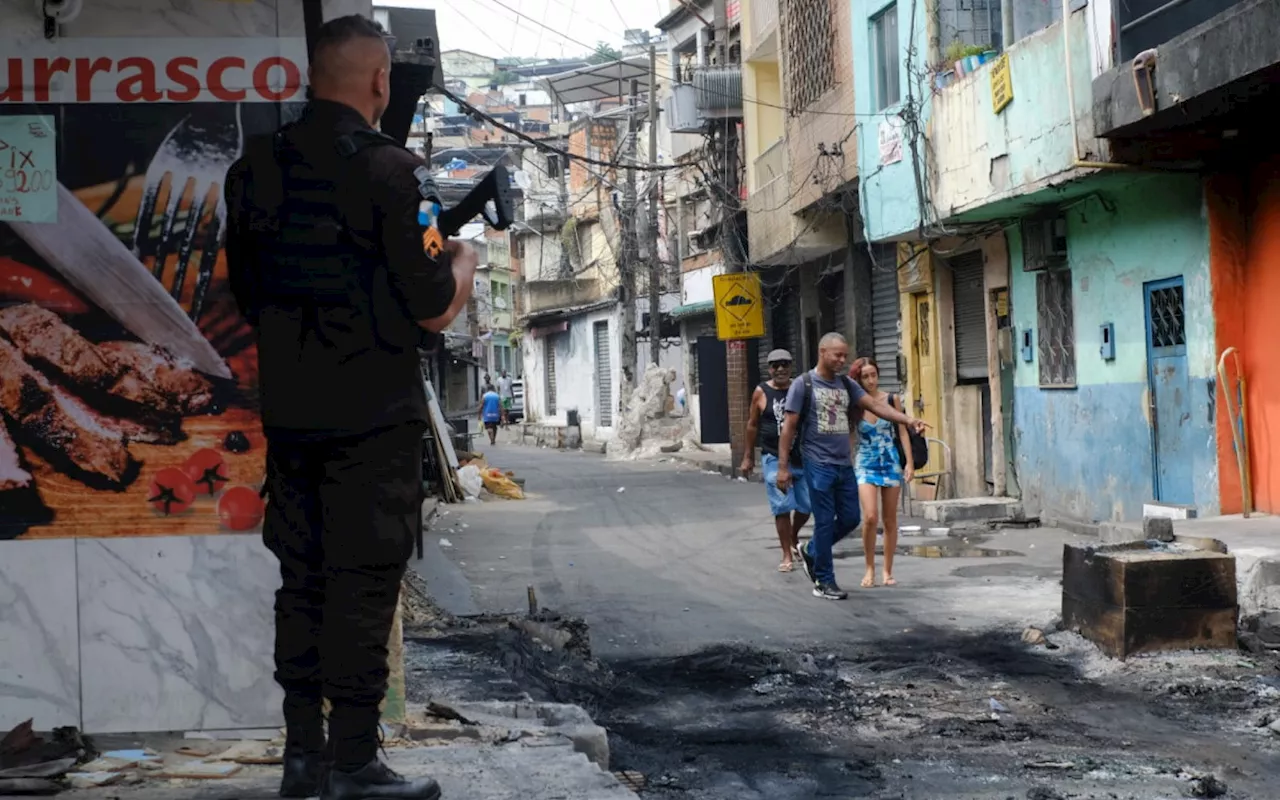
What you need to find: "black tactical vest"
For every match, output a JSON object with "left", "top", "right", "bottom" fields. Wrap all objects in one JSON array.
[{"left": 239, "top": 109, "right": 427, "bottom": 437}]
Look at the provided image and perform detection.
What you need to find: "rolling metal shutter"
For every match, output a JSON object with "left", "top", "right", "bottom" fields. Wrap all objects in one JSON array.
[
  {"left": 594, "top": 321, "right": 613, "bottom": 427},
  {"left": 870, "top": 251, "right": 901, "bottom": 393},
  {"left": 951, "top": 251, "right": 989, "bottom": 381},
  {"left": 544, "top": 336, "right": 558, "bottom": 415}
]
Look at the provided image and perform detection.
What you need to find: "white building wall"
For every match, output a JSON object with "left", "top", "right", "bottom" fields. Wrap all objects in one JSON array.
[{"left": 520, "top": 306, "right": 620, "bottom": 442}]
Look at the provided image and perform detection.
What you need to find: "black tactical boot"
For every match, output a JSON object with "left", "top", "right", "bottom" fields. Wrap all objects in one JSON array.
[
  {"left": 280, "top": 693, "right": 326, "bottom": 798},
  {"left": 280, "top": 747, "right": 326, "bottom": 798},
  {"left": 321, "top": 760, "right": 441, "bottom": 800}
]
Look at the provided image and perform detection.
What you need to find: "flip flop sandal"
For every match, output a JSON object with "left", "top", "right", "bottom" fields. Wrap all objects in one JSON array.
[{"left": 778, "top": 562, "right": 795, "bottom": 572}]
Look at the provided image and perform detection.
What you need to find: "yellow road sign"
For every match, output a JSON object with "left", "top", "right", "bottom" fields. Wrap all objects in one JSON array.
[{"left": 712, "top": 272, "right": 765, "bottom": 341}]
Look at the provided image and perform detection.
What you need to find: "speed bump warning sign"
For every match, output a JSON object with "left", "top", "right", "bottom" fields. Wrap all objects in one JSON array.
[{"left": 712, "top": 273, "right": 765, "bottom": 341}]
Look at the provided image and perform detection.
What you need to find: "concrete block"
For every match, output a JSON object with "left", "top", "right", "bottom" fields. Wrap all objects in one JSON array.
[
  {"left": 1143, "top": 502, "right": 1198, "bottom": 520},
  {"left": 919, "top": 497, "right": 1021, "bottom": 524},
  {"left": 1098, "top": 521, "right": 1145, "bottom": 544},
  {"left": 1143, "top": 516, "right": 1175, "bottom": 542},
  {"left": 1062, "top": 541, "right": 1238, "bottom": 659},
  {"left": 581, "top": 441, "right": 607, "bottom": 454}
]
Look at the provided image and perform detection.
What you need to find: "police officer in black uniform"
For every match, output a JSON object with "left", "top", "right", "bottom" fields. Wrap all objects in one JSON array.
[{"left": 223, "top": 14, "right": 475, "bottom": 800}]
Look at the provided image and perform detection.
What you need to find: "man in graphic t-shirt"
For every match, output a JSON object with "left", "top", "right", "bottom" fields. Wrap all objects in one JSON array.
[{"left": 776, "top": 333, "right": 928, "bottom": 600}]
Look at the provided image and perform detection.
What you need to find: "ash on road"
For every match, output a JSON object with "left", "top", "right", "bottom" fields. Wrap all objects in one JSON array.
[{"left": 410, "top": 447, "right": 1280, "bottom": 799}]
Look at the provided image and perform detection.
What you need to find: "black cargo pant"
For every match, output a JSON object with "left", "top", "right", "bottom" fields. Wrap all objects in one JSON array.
[{"left": 262, "top": 421, "right": 425, "bottom": 769}]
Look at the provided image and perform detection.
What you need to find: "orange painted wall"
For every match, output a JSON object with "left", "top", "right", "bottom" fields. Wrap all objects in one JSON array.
[{"left": 1208, "top": 158, "right": 1280, "bottom": 514}]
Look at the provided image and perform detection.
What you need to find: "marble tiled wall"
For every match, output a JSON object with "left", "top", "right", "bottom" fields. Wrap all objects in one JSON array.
[
  {"left": 0, "top": 539, "right": 81, "bottom": 729},
  {"left": 0, "top": 535, "right": 284, "bottom": 734}
]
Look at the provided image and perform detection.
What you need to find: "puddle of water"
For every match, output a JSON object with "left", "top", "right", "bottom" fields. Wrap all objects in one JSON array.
[{"left": 834, "top": 536, "right": 1024, "bottom": 559}]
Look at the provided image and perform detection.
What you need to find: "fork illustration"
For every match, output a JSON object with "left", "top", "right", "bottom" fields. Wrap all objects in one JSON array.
[{"left": 132, "top": 104, "right": 244, "bottom": 323}]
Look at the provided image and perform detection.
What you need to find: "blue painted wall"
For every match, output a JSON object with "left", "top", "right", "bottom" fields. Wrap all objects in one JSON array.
[
  {"left": 1010, "top": 173, "right": 1219, "bottom": 523},
  {"left": 851, "top": 0, "right": 929, "bottom": 241}
]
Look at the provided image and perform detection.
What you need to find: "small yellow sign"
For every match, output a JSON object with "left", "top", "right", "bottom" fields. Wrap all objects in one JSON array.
[
  {"left": 990, "top": 53, "right": 1013, "bottom": 114},
  {"left": 712, "top": 272, "right": 765, "bottom": 341}
]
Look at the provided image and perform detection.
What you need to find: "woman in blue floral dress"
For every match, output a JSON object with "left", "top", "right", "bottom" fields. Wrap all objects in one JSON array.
[{"left": 851, "top": 358, "right": 914, "bottom": 588}]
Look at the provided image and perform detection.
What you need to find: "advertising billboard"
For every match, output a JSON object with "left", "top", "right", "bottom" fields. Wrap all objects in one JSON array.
[{"left": 0, "top": 37, "right": 307, "bottom": 539}]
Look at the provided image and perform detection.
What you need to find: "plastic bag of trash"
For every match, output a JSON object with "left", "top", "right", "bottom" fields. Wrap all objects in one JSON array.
[
  {"left": 481, "top": 468, "right": 525, "bottom": 500},
  {"left": 457, "top": 465, "right": 484, "bottom": 498}
]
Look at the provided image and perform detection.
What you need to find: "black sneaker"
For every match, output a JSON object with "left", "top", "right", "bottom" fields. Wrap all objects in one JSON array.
[
  {"left": 322, "top": 760, "right": 441, "bottom": 800},
  {"left": 797, "top": 541, "right": 816, "bottom": 583},
  {"left": 813, "top": 582, "right": 848, "bottom": 601},
  {"left": 279, "top": 748, "right": 324, "bottom": 798}
]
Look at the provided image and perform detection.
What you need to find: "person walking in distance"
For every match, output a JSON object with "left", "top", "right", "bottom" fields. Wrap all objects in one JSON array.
[
  {"left": 224, "top": 14, "right": 473, "bottom": 800},
  {"left": 497, "top": 369, "right": 514, "bottom": 426},
  {"left": 850, "top": 357, "right": 913, "bottom": 588},
  {"left": 481, "top": 383, "right": 502, "bottom": 445},
  {"left": 776, "top": 333, "right": 928, "bottom": 600},
  {"left": 740, "top": 349, "right": 810, "bottom": 573}
]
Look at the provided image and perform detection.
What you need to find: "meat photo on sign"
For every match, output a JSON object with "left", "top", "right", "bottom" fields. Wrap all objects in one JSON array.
[{"left": 0, "top": 100, "right": 289, "bottom": 540}]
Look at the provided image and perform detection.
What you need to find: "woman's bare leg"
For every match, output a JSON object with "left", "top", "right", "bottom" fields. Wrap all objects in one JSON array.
[
  {"left": 881, "top": 485, "right": 901, "bottom": 585},
  {"left": 858, "top": 483, "right": 880, "bottom": 588}
]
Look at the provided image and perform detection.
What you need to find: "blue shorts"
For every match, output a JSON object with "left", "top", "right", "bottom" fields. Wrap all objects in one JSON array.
[{"left": 762, "top": 453, "right": 811, "bottom": 518}]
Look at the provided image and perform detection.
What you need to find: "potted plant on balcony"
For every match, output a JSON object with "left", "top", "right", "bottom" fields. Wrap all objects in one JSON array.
[{"left": 946, "top": 40, "right": 994, "bottom": 78}]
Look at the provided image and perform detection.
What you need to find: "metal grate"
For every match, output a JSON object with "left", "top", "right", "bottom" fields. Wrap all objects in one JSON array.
[
  {"left": 782, "top": 0, "right": 836, "bottom": 113},
  {"left": 951, "top": 251, "right": 988, "bottom": 382},
  {"left": 1148, "top": 285, "right": 1186, "bottom": 348},
  {"left": 594, "top": 321, "right": 613, "bottom": 427},
  {"left": 1036, "top": 269, "right": 1076, "bottom": 387}
]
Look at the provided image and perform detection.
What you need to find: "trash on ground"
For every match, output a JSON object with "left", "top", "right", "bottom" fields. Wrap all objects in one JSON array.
[{"left": 481, "top": 468, "right": 524, "bottom": 499}]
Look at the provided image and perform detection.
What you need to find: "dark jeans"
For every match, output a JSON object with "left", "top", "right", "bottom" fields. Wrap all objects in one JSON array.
[
  {"left": 263, "top": 422, "right": 425, "bottom": 768},
  {"left": 804, "top": 462, "right": 862, "bottom": 585}
]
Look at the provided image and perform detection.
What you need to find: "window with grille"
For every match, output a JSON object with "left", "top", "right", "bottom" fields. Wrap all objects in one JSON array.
[
  {"left": 1148, "top": 284, "right": 1186, "bottom": 349},
  {"left": 1036, "top": 269, "right": 1076, "bottom": 388},
  {"left": 871, "top": 4, "right": 900, "bottom": 111},
  {"left": 935, "top": 0, "right": 1002, "bottom": 57},
  {"left": 783, "top": 0, "right": 836, "bottom": 113}
]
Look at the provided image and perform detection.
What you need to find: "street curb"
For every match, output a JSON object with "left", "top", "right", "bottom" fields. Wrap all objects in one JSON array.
[{"left": 671, "top": 455, "right": 764, "bottom": 483}]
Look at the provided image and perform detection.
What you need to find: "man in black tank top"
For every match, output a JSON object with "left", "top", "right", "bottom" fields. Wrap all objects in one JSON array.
[{"left": 741, "top": 349, "right": 812, "bottom": 572}]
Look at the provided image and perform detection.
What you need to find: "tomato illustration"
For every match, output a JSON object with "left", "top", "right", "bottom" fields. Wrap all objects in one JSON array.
[
  {"left": 218, "top": 485, "right": 266, "bottom": 531},
  {"left": 149, "top": 467, "right": 197, "bottom": 515},
  {"left": 183, "top": 448, "right": 229, "bottom": 495}
]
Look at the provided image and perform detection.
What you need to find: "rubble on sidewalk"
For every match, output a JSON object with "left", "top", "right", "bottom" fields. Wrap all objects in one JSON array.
[{"left": 607, "top": 365, "right": 703, "bottom": 460}]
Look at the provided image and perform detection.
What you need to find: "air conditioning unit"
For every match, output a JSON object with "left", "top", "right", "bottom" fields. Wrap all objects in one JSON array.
[{"left": 1022, "top": 213, "right": 1068, "bottom": 271}]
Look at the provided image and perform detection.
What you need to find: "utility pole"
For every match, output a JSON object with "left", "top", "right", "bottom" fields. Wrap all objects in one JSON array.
[
  {"left": 711, "top": 0, "right": 750, "bottom": 476},
  {"left": 619, "top": 78, "right": 641, "bottom": 395},
  {"left": 555, "top": 150, "right": 571, "bottom": 278},
  {"left": 646, "top": 43, "right": 662, "bottom": 367}
]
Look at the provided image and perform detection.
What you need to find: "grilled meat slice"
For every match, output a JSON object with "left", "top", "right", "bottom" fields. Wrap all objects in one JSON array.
[
  {"left": 49, "top": 382, "right": 183, "bottom": 446},
  {"left": 0, "top": 339, "right": 134, "bottom": 487},
  {"left": 98, "top": 341, "right": 215, "bottom": 416},
  {"left": 0, "top": 304, "right": 118, "bottom": 388}
]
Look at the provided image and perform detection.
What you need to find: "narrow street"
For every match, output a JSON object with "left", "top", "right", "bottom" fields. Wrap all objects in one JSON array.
[{"left": 409, "top": 447, "right": 1280, "bottom": 800}]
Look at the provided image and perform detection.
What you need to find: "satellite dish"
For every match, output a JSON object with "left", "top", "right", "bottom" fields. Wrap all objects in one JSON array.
[{"left": 512, "top": 169, "right": 532, "bottom": 190}]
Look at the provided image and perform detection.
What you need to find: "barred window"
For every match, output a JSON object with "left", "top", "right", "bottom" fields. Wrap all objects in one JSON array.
[
  {"left": 783, "top": 0, "right": 836, "bottom": 113},
  {"left": 1036, "top": 269, "right": 1075, "bottom": 388}
]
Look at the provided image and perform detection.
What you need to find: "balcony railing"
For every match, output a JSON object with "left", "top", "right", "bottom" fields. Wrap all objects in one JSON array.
[{"left": 750, "top": 0, "right": 779, "bottom": 41}]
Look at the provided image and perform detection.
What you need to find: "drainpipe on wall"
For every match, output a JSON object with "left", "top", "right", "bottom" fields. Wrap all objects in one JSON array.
[{"left": 1060, "top": 0, "right": 1130, "bottom": 170}]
